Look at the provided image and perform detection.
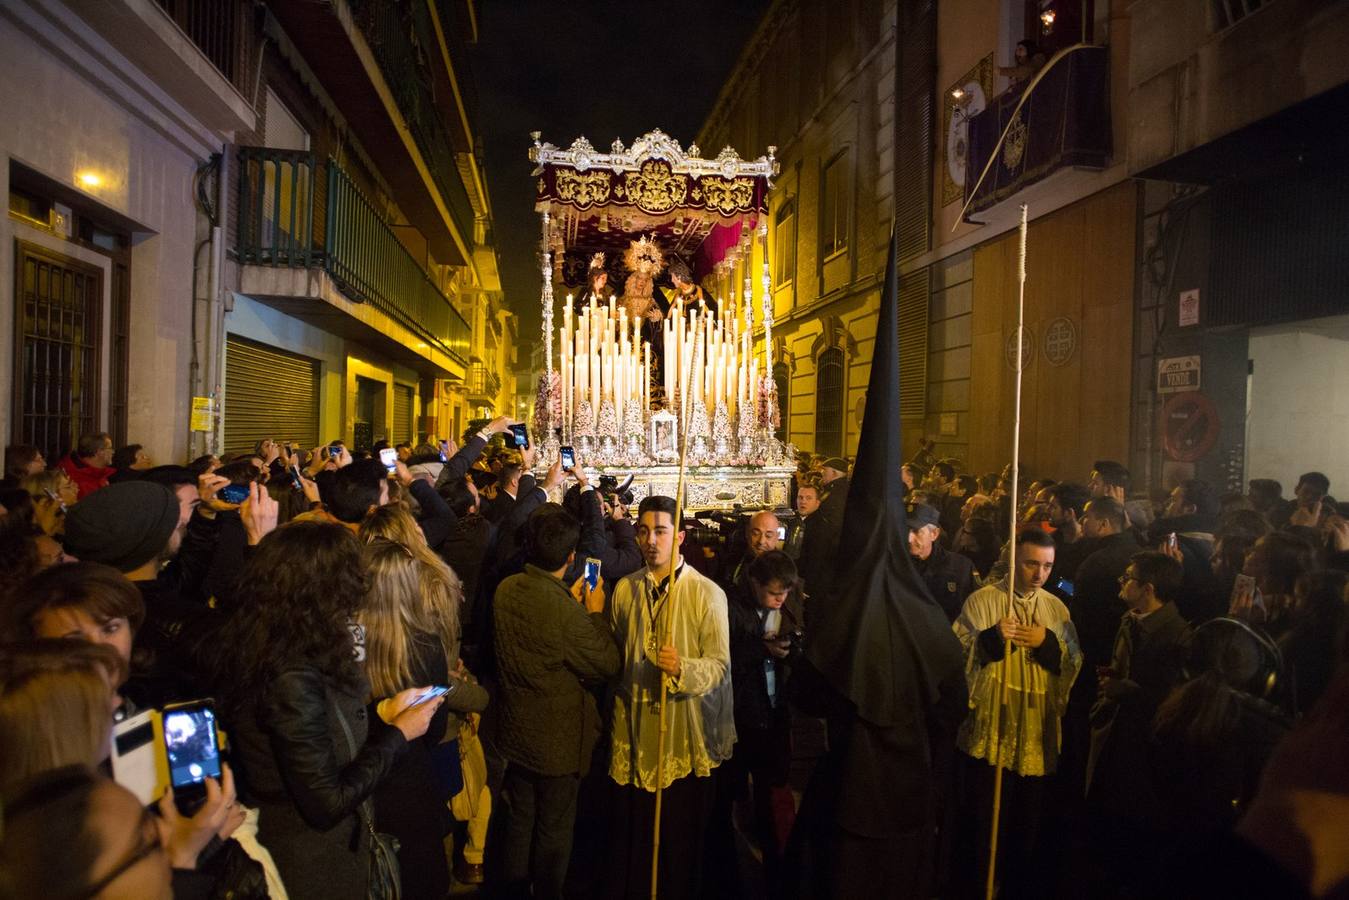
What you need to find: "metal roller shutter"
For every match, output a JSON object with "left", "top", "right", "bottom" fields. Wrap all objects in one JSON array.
[
  {"left": 224, "top": 335, "right": 319, "bottom": 454},
  {"left": 392, "top": 384, "right": 413, "bottom": 444}
]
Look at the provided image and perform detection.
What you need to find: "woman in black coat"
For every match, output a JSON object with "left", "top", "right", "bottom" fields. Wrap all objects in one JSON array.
[{"left": 210, "top": 522, "right": 444, "bottom": 900}]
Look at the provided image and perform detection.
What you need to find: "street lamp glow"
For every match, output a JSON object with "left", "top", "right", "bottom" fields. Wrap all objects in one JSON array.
[{"left": 76, "top": 171, "right": 102, "bottom": 188}]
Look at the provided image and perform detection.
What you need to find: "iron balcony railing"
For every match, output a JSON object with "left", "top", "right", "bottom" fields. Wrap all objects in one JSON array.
[
  {"left": 346, "top": 0, "right": 476, "bottom": 244},
  {"left": 466, "top": 362, "right": 500, "bottom": 402},
  {"left": 236, "top": 147, "right": 470, "bottom": 364},
  {"left": 154, "top": 0, "right": 256, "bottom": 97}
]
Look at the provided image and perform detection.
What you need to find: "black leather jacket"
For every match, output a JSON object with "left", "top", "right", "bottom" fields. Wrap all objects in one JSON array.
[
  {"left": 228, "top": 666, "right": 407, "bottom": 898},
  {"left": 232, "top": 666, "right": 406, "bottom": 828}
]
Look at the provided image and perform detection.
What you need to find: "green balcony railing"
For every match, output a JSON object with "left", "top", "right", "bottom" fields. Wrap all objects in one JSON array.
[
  {"left": 347, "top": 0, "right": 476, "bottom": 244},
  {"left": 237, "top": 148, "right": 316, "bottom": 268},
  {"left": 236, "top": 147, "right": 470, "bottom": 365}
]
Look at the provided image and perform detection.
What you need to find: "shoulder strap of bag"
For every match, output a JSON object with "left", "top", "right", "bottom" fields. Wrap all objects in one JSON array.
[{"left": 329, "top": 695, "right": 378, "bottom": 833}]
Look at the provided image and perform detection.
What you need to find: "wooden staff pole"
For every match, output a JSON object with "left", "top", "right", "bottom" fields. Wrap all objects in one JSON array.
[
  {"left": 986, "top": 204, "right": 1029, "bottom": 900},
  {"left": 650, "top": 312, "right": 701, "bottom": 899}
]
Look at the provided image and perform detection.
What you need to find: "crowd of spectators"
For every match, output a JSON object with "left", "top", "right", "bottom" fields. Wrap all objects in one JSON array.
[{"left": 1, "top": 426, "right": 1347, "bottom": 900}]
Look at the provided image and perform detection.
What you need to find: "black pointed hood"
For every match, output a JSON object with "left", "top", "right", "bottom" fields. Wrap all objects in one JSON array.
[{"left": 803, "top": 235, "right": 965, "bottom": 727}]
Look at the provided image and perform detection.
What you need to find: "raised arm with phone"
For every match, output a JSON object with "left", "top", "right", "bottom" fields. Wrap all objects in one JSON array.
[{"left": 434, "top": 415, "right": 517, "bottom": 492}]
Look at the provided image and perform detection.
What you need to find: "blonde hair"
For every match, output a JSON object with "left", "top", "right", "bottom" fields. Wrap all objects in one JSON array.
[
  {"left": 20, "top": 469, "right": 72, "bottom": 500},
  {"left": 0, "top": 640, "right": 124, "bottom": 794},
  {"left": 359, "top": 505, "right": 463, "bottom": 698}
]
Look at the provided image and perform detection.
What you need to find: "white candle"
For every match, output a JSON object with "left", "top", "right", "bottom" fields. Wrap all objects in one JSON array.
[{"left": 590, "top": 340, "right": 600, "bottom": 414}]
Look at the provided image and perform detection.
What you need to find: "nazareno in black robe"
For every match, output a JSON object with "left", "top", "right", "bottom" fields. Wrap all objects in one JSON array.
[{"left": 787, "top": 234, "right": 969, "bottom": 900}]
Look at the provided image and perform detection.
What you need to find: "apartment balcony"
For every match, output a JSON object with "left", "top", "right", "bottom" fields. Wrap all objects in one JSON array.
[
  {"left": 264, "top": 0, "right": 476, "bottom": 266},
  {"left": 962, "top": 46, "right": 1111, "bottom": 217},
  {"left": 60, "top": 0, "right": 256, "bottom": 135},
  {"left": 236, "top": 147, "right": 469, "bottom": 377},
  {"left": 466, "top": 362, "right": 500, "bottom": 405}
]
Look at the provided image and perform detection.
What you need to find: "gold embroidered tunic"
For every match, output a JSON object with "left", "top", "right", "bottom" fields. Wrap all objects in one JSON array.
[
  {"left": 953, "top": 581, "right": 1082, "bottom": 776},
  {"left": 607, "top": 563, "right": 736, "bottom": 791}
]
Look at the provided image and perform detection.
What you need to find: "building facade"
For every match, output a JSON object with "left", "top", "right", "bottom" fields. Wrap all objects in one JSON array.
[
  {"left": 1125, "top": 0, "right": 1349, "bottom": 497},
  {"left": 698, "top": 1, "right": 900, "bottom": 460},
  {"left": 700, "top": 0, "right": 1134, "bottom": 477},
  {"left": 705, "top": 0, "right": 1349, "bottom": 494},
  {"left": 3, "top": 0, "right": 510, "bottom": 464}
]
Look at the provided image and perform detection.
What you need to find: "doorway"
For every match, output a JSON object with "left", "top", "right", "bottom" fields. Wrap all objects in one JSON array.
[{"left": 1245, "top": 314, "right": 1349, "bottom": 493}]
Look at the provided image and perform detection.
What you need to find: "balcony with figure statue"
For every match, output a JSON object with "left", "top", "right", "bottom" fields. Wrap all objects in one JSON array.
[{"left": 961, "top": 44, "right": 1112, "bottom": 219}]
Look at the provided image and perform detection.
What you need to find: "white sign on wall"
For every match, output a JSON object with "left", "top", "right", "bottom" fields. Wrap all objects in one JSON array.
[
  {"left": 1178, "top": 289, "right": 1200, "bottom": 327},
  {"left": 1157, "top": 355, "right": 1201, "bottom": 394}
]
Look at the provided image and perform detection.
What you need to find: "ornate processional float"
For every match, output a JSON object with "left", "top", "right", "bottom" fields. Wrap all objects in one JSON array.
[{"left": 528, "top": 130, "right": 794, "bottom": 511}]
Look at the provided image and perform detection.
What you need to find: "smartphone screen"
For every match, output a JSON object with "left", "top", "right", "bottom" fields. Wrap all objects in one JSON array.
[
  {"left": 379, "top": 447, "right": 398, "bottom": 474},
  {"left": 289, "top": 466, "right": 304, "bottom": 491},
  {"left": 509, "top": 423, "right": 530, "bottom": 450},
  {"left": 776, "top": 525, "right": 787, "bottom": 540},
  {"left": 162, "top": 704, "right": 222, "bottom": 790},
  {"left": 560, "top": 446, "right": 576, "bottom": 470},
  {"left": 584, "top": 557, "right": 602, "bottom": 591},
  {"left": 219, "top": 483, "right": 250, "bottom": 504},
  {"left": 412, "top": 685, "right": 451, "bottom": 706},
  {"left": 439, "top": 440, "right": 449, "bottom": 463}
]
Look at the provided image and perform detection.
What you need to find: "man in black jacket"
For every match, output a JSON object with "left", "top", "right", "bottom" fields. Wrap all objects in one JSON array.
[
  {"left": 1148, "top": 478, "right": 1221, "bottom": 623},
  {"left": 1059, "top": 497, "right": 1140, "bottom": 805},
  {"left": 803, "top": 463, "right": 848, "bottom": 610},
  {"left": 1086, "top": 551, "right": 1192, "bottom": 889},
  {"left": 561, "top": 470, "right": 643, "bottom": 594},
  {"left": 817, "top": 457, "right": 849, "bottom": 524},
  {"left": 491, "top": 504, "right": 620, "bottom": 899},
  {"left": 715, "top": 550, "right": 805, "bottom": 896},
  {"left": 906, "top": 502, "right": 975, "bottom": 623}
]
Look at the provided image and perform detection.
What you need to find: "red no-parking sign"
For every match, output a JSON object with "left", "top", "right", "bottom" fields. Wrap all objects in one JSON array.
[{"left": 1162, "top": 391, "right": 1221, "bottom": 462}]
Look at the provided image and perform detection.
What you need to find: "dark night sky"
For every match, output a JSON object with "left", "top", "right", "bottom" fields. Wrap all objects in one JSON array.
[{"left": 467, "top": 0, "right": 770, "bottom": 363}]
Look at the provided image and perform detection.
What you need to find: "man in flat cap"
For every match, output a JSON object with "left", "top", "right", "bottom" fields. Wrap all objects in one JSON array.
[{"left": 907, "top": 501, "right": 976, "bottom": 623}]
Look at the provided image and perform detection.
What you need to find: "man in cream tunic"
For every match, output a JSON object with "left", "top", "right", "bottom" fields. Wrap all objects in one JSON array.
[
  {"left": 952, "top": 526, "right": 1082, "bottom": 899},
  {"left": 603, "top": 494, "right": 734, "bottom": 900}
]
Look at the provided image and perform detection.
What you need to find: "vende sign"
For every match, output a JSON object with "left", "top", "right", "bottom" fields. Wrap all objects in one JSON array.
[{"left": 1157, "top": 356, "right": 1201, "bottom": 395}]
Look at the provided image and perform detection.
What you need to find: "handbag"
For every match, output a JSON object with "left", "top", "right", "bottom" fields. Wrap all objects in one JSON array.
[{"left": 331, "top": 699, "right": 402, "bottom": 900}]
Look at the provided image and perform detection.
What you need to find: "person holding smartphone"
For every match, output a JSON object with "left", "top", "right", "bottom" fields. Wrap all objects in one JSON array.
[
  {"left": 560, "top": 463, "right": 645, "bottom": 601},
  {"left": 0, "top": 640, "right": 244, "bottom": 897},
  {"left": 208, "top": 522, "right": 444, "bottom": 899},
  {"left": 491, "top": 504, "right": 620, "bottom": 898},
  {"left": 360, "top": 509, "right": 490, "bottom": 893}
]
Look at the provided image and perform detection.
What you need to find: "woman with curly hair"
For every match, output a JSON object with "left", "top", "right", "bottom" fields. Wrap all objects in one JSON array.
[
  {"left": 209, "top": 521, "right": 445, "bottom": 899},
  {"left": 360, "top": 504, "right": 490, "bottom": 894}
]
